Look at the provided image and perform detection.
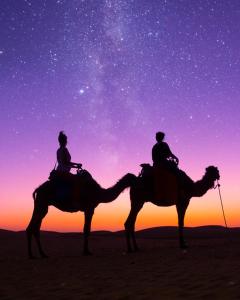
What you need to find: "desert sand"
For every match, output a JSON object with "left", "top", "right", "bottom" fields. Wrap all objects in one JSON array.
[{"left": 0, "top": 226, "right": 240, "bottom": 299}]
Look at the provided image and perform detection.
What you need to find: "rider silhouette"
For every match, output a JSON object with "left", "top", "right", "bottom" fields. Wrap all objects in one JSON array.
[
  {"left": 151, "top": 132, "right": 192, "bottom": 190},
  {"left": 152, "top": 132, "right": 179, "bottom": 167},
  {"left": 56, "top": 131, "right": 82, "bottom": 173}
]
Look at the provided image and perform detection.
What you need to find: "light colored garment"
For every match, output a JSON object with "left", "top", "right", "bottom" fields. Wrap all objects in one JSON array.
[{"left": 56, "top": 147, "right": 71, "bottom": 172}]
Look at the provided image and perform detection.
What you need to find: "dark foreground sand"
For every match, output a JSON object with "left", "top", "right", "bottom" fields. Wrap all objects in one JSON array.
[{"left": 0, "top": 227, "right": 240, "bottom": 300}]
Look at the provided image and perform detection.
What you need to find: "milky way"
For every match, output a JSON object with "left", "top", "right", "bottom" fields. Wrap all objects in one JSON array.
[{"left": 1, "top": 0, "right": 240, "bottom": 230}]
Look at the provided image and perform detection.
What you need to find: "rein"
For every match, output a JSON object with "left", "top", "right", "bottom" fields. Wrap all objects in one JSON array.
[{"left": 214, "top": 180, "right": 228, "bottom": 229}]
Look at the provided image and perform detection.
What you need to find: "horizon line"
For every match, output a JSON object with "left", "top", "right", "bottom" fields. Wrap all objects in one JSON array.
[{"left": 0, "top": 224, "right": 236, "bottom": 234}]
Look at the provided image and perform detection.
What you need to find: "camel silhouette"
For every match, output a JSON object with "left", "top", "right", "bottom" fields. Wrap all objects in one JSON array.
[
  {"left": 26, "top": 169, "right": 136, "bottom": 258},
  {"left": 124, "top": 164, "right": 220, "bottom": 252}
]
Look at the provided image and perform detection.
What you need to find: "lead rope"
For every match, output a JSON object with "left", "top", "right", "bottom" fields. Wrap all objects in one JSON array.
[{"left": 215, "top": 180, "right": 228, "bottom": 229}]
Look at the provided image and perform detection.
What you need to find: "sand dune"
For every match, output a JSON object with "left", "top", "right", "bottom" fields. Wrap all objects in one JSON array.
[{"left": 0, "top": 227, "right": 240, "bottom": 299}]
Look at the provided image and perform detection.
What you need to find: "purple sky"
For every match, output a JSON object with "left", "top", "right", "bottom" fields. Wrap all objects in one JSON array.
[{"left": 1, "top": 0, "right": 240, "bottom": 230}]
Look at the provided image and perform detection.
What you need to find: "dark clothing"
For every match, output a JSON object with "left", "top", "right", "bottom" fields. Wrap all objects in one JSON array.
[
  {"left": 151, "top": 141, "right": 192, "bottom": 190},
  {"left": 152, "top": 142, "right": 172, "bottom": 166},
  {"left": 56, "top": 146, "right": 71, "bottom": 172}
]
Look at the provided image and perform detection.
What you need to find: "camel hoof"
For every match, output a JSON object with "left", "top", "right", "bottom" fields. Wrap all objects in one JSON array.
[{"left": 28, "top": 255, "right": 36, "bottom": 260}]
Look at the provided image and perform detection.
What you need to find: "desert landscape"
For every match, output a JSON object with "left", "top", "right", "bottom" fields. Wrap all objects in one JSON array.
[{"left": 1, "top": 226, "right": 240, "bottom": 299}]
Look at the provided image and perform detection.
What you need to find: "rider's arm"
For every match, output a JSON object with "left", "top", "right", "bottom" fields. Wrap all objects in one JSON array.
[
  {"left": 165, "top": 143, "right": 179, "bottom": 164},
  {"left": 62, "top": 148, "right": 82, "bottom": 168},
  {"left": 169, "top": 152, "right": 179, "bottom": 164},
  {"left": 171, "top": 154, "right": 179, "bottom": 164},
  {"left": 69, "top": 162, "right": 82, "bottom": 168}
]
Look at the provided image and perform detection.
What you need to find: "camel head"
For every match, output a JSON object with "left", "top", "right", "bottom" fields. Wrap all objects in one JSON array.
[
  {"left": 204, "top": 166, "right": 220, "bottom": 188},
  {"left": 120, "top": 173, "right": 137, "bottom": 187},
  {"left": 191, "top": 166, "right": 220, "bottom": 197}
]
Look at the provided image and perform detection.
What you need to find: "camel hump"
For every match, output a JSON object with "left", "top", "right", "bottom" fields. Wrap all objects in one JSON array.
[
  {"left": 49, "top": 170, "right": 74, "bottom": 181},
  {"left": 48, "top": 169, "right": 93, "bottom": 184},
  {"left": 76, "top": 169, "right": 93, "bottom": 181},
  {"left": 47, "top": 169, "right": 94, "bottom": 199}
]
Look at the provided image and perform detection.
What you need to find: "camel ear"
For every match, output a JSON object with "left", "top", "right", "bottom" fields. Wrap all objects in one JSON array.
[
  {"left": 206, "top": 165, "right": 215, "bottom": 172},
  {"left": 205, "top": 166, "right": 211, "bottom": 173}
]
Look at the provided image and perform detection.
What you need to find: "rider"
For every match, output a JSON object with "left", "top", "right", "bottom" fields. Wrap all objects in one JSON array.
[
  {"left": 151, "top": 131, "right": 192, "bottom": 189},
  {"left": 152, "top": 131, "right": 179, "bottom": 168},
  {"left": 56, "top": 131, "right": 82, "bottom": 173}
]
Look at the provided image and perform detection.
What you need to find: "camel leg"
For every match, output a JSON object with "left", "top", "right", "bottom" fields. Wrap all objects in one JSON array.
[
  {"left": 131, "top": 228, "right": 139, "bottom": 252},
  {"left": 83, "top": 209, "right": 94, "bottom": 255},
  {"left": 26, "top": 224, "right": 34, "bottom": 259},
  {"left": 124, "top": 202, "right": 144, "bottom": 253},
  {"left": 26, "top": 207, "right": 39, "bottom": 259},
  {"left": 34, "top": 216, "right": 48, "bottom": 258},
  {"left": 177, "top": 202, "right": 188, "bottom": 249},
  {"left": 26, "top": 204, "right": 48, "bottom": 258}
]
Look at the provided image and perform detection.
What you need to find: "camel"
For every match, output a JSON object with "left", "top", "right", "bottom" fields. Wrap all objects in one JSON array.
[
  {"left": 26, "top": 169, "right": 136, "bottom": 258},
  {"left": 124, "top": 164, "right": 220, "bottom": 252}
]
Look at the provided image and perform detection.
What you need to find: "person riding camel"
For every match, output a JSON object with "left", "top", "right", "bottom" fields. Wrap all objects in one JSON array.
[
  {"left": 151, "top": 131, "right": 180, "bottom": 203},
  {"left": 150, "top": 131, "right": 192, "bottom": 198},
  {"left": 56, "top": 131, "right": 82, "bottom": 174},
  {"left": 52, "top": 131, "right": 83, "bottom": 201},
  {"left": 152, "top": 131, "right": 179, "bottom": 168}
]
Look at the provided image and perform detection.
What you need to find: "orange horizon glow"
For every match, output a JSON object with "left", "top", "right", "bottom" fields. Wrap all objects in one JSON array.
[{"left": 1, "top": 187, "right": 238, "bottom": 232}]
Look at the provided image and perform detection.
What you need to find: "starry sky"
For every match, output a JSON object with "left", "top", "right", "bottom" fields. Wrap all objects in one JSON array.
[{"left": 1, "top": 0, "right": 240, "bottom": 231}]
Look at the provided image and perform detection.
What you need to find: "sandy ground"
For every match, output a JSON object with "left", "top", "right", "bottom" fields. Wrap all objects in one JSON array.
[{"left": 0, "top": 227, "right": 240, "bottom": 300}]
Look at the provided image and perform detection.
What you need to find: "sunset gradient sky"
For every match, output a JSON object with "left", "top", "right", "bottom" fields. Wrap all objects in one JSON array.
[{"left": 1, "top": 0, "right": 240, "bottom": 231}]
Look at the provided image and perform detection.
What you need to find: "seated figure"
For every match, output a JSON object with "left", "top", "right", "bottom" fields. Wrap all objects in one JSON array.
[
  {"left": 150, "top": 132, "right": 193, "bottom": 203},
  {"left": 152, "top": 131, "right": 179, "bottom": 168},
  {"left": 56, "top": 131, "right": 82, "bottom": 173},
  {"left": 49, "top": 131, "right": 83, "bottom": 201}
]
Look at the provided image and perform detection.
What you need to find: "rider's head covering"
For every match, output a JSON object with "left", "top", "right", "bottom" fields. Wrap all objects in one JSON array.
[
  {"left": 58, "top": 131, "right": 67, "bottom": 146},
  {"left": 156, "top": 131, "right": 165, "bottom": 142}
]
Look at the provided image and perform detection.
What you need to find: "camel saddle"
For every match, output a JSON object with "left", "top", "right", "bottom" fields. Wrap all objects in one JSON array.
[{"left": 48, "top": 169, "right": 93, "bottom": 203}]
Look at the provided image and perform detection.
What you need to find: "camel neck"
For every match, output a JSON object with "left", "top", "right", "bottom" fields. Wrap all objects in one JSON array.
[
  {"left": 192, "top": 176, "right": 214, "bottom": 197},
  {"left": 100, "top": 179, "right": 129, "bottom": 203}
]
